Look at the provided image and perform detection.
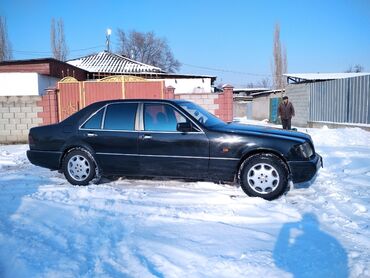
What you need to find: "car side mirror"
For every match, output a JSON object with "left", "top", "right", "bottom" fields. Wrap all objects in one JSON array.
[{"left": 177, "top": 122, "right": 192, "bottom": 133}]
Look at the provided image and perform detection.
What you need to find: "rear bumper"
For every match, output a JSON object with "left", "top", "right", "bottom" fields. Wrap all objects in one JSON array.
[
  {"left": 288, "top": 153, "right": 322, "bottom": 184},
  {"left": 27, "top": 150, "right": 62, "bottom": 170}
]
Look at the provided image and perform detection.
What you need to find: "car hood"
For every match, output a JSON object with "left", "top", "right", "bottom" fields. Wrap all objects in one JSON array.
[{"left": 209, "top": 123, "right": 312, "bottom": 143}]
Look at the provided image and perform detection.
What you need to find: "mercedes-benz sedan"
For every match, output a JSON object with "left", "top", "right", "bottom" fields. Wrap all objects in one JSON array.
[{"left": 27, "top": 99, "right": 322, "bottom": 200}]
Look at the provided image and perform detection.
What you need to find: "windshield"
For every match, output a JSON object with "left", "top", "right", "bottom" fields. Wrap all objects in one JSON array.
[{"left": 179, "top": 101, "right": 225, "bottom": 128}]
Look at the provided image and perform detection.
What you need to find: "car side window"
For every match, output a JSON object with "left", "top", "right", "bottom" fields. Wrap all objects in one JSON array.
[
  {"left": 144, "top": 103, "right": 190, "bottom": 132},
  {"left": 103, "top": 103, "right": 138, "bottom": 131},
  {"left": 81, "top": 108, "right": 104, "bottom": 129}
]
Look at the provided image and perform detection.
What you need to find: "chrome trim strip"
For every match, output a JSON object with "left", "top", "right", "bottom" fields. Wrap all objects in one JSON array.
[
  {"left": 96, "top": 152, "right": 239, "bottom": 161},
  {"left": 101, "top": 105, "right": 107, "bottom": 129},
  {"left": 209, "top": 157, "right": 239, "bottom": 161},
  {"left": 29, "top": 150, "right": 62, "bottom": 154},
  {"left": 79, "top": 128, "right": 139, "bottom": 132},
  {"left": 137, "top": 103, "right": 144, "bottom": 131},
  {"left": 78, "top": 129, "right": 204, "bottom": 134}
]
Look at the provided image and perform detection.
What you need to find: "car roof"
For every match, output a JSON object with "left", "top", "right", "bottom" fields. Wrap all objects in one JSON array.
[{"left": 91, "top": 98, "right": 190, "bottom": 107}]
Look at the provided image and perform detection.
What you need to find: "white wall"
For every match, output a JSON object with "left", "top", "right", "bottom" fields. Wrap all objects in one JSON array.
[
  {"left": 0, "top": 73, "right": 59, "bottom": 96},
  {"left": 163, "top": 78, "right": 212, "bottom": 94},
  {"left": 286, "top": 83, "right": 310, "bottom": 127},
  {"left": 252, "top": 96, "right": 270, "bottom": 120},
  {"left": 38, "top": 74, "right": 59, "bottom": 95}
]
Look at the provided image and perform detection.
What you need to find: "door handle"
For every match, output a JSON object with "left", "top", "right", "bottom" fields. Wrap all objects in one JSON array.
[
  {"left": 87, "top": 132, "right": 98, "bottom": 137},
  {"left": 141, "top": 134, "right": 152, "bottom": 139}
]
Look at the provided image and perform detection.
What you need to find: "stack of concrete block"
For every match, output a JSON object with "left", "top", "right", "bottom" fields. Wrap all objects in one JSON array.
[{"left": 0, "top": 96, "right": 43, "bottom": 143}]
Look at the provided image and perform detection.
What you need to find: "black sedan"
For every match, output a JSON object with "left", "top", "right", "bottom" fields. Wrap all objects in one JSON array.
[{"left": 27, "top": 99, "right": 322, "bottom": 200}]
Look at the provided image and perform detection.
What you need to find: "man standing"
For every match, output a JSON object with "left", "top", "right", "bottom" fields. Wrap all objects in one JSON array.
[{"left": 278, "top": 96, "right": 295, "bottom": 130}]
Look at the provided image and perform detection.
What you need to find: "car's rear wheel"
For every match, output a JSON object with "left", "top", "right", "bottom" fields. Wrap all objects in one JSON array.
[
  {"left": 240, "top": 153, "right": 288, "bottom": 200},
  {"left": 63, "top": 149, "right": 96, "bottom": 185}
]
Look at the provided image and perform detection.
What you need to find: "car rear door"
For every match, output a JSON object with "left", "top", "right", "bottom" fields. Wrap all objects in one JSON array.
[
  {"left": 79, "top": 102, "right": 139, "bottom": 175},
  {"left": 138, "top": 102, "right": 209, "bottom": 178}
]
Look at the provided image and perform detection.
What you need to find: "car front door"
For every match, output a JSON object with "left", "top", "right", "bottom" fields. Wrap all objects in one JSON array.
[
  {"left": 80, "top": 102, "right": 139, "bottom": 175},
  {"left": 138, "top": 102, "right": 209, "bottom": 178}
]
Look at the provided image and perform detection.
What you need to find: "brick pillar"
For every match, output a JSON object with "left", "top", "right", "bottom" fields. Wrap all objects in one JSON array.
[
  {"left": 37, "top": 87, "right": 59, "bottom": 125},
  {"left": 222, "top": 84, "right": 234, "bottom": 122},
  {"left": 164, "top": 86, "right": 175, "bottom": 99},
  {"left": 215, "top": 84, "right": 234, "bottom": 122}
]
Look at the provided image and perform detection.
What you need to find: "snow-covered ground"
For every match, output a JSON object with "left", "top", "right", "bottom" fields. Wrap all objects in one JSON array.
[{"left": 0, "top": 121, "right": 369, "bottom": 278}]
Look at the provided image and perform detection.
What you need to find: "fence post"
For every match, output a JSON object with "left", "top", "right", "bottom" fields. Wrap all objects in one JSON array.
[
  {"left": 37, "top": 87, "right": 59, "bottom": 125},
  {"left": 164, "top": 86, "right": 175, "bottom": 99},
  {"left": 221, "top": 84, "right": 234, "bottom": 122}
]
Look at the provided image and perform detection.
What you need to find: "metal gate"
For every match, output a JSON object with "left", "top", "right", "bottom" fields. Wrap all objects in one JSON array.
[
  {"left": 57, "top": 76, "right": 164, "bottom": 121},
  {"left": 269, "top": 97, "right": 282, "bottom": 124}
]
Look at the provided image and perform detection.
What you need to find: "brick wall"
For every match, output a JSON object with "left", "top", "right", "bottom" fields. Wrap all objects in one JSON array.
[
  {"left": 166, "top": 85, "right": 233, "bottom": 122},
  {"left": 37, "top": 89, "right": 58, "bottom": 125},
  {"left": 0, "top": 96, "right": 43, "bottom": 143},
  {"left": 286, "top": 83, "right": 310, "bottom": 127}
]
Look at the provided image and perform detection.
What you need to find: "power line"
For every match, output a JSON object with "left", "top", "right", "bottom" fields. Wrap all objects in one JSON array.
[
  {"left": 12, "top": 45, "right": 105, "bottom": 55},
  {"left": 181, "top": 63, "right": 272, "bottom": 77},
  {"left": 11, "top": 44, "right": 280, "bottom": 79}
]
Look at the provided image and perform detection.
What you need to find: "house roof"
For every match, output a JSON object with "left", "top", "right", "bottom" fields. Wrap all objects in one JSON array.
[
  {"left": 284, "top": 72, "right": 370, "bottom": 83},
  {"left": 0, "top": 57, "right": 88, "bottom": 80},
  {"left": 67, "top": 51, "right": 165, "bottom": 74},
  {"left": 233, "top": 87, "right": 270, "bottom": 93},
  {"left": 250, "top": 89, "right": 284, "bottom": 97},
  {"left": 149, "top": 73, "right": 217, "bottom": 81}
]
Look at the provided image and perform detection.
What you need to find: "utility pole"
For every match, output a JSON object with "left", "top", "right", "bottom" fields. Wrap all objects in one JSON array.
[{"left": 106, "top": 28, "right": 112, "bottom": 52}]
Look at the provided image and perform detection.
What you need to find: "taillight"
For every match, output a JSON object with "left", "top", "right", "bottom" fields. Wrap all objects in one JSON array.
[{"left": 28, "top": 134, "right": 35, "bottom": 146}]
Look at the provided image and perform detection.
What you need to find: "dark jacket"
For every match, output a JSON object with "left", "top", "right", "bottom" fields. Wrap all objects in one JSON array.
[{"left": 278, "top": 101, "right": 295, "bottom": 119}]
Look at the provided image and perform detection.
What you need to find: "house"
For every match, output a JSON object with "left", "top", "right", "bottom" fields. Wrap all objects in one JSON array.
[
  {"left": 233, "top": 87, "right": 269, "bottom": 97},
  {"left": 284, "top": 73, "right": 370, "bottom": 129},
  {"left": 0, "top": 58, "right": 87, "bottom": 96},
  {"left": 249, "top": 89, "right": 284, "bottom": 123},
  {"left": 67, "top": 51, "right": 216, "bottom": 94},
  {"left": 0, "top": 58, "right": 87, "bottom": 143},
  {"left": 233, "top": 88, "right": 269, "bottom": 119}
]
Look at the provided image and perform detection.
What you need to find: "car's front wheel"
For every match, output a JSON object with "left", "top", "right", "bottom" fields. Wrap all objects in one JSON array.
[
  {"left": 63, "top": 149, "right": 96, "bottom": 185},
  {"left": 240, "top": 153, "right": 289, "bottom": 200}
]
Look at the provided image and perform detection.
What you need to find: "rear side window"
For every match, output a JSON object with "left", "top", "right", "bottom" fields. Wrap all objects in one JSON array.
[
  {"left": 81, "top": 108, "right": 104, "bottom": 129},
  {"left": 103, "top": 103, "right": 138, "bottom": 131}
]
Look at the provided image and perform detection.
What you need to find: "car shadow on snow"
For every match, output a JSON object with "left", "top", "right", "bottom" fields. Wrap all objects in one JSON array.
[{"left": 273, "top": 213, "right": 348, "bottom": 278}]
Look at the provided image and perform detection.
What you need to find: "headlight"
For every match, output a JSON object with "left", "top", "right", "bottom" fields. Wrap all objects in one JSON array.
[{"left": 297, "top": 142, "right": 313, "bottom": 158}]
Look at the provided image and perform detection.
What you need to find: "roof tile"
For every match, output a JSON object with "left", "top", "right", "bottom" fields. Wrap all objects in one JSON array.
[{"left": 67, "top": 51, "right": 164, "bottom": 74}]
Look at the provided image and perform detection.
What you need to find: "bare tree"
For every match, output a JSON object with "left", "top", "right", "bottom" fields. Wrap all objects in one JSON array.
[
  {"left": 257, "top": 77, "right": 271, "bottom": 88},
  {"left": 245, "top": 78, "right": 271, "bottom": 89},
  {"left": 117, "top": 29, "right": 180, "bottom": 73},
  {"left": 50, "top": 18, "right": 68, "bottom": 61},
  {"left": 272, "top": 23, "right": 288, "bottom": 89},
  {"left": 345, "top": 64, "right": 364, "bottom": 73},
  {"left": 282, "top": 44, "right": 288, "bottom": 81},
  {"left": 0, "top": 16, "right": 12, "bottom": 61}
]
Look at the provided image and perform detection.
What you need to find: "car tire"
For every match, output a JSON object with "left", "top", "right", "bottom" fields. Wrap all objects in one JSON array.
[
  {"left": 240, "top": 153, "right": 289, "bottom": 200},
  {"left": 62, "top": 149, "right": 96, "bottom": 185}
]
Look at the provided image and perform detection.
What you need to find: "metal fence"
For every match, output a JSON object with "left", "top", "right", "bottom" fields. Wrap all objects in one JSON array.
[{"left": 309, "top": 75, "right": 370, "bottom": 124}]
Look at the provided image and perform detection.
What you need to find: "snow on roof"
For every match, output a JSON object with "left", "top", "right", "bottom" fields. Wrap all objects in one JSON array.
[
  {"left": 284, "top": 72, "right": 370, "bottom": 81},
  {"left": 233, "top": 87, "right": 270, "bottom": 92},
  {"left": 250, "top": 89, "right": 284, "bottom": 97},
  {"left": 67, "top": 51, "right": 165, "bottom": 74}
]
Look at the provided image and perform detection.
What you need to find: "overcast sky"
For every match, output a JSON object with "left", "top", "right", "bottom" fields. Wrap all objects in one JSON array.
[{"left": 1, "top": 0, "right": 370, "bottom": 87}]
